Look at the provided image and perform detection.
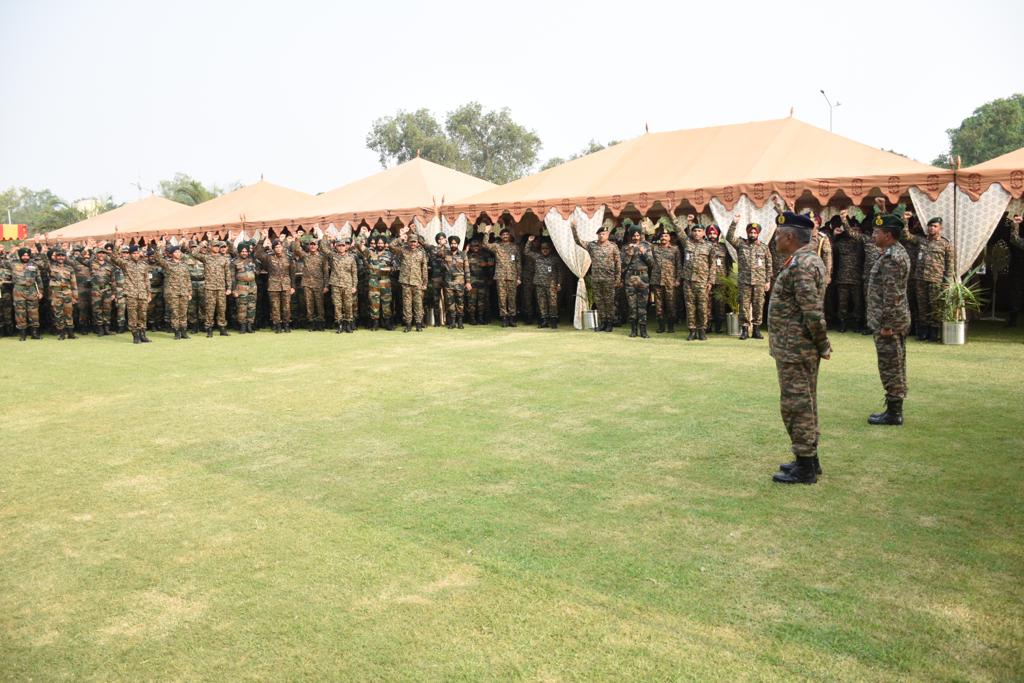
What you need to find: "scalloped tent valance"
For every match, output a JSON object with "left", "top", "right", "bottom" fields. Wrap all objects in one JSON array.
[{"left": 957, "top": 147, "right": 1024, "bottom": 200}]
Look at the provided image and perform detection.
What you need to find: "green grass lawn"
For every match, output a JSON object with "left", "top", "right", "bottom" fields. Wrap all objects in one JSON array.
[{"left": 1, "top": 322, "right": 1021, "bottom": 681}]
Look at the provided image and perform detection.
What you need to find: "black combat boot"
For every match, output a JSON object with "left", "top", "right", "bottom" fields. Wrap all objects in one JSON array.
[
  {"left": 385, "top": 319, "right": 395, "bottom": 331},
  {"left": 687, "top": 329, "right": 696, "bottom": 341},
  {"left": 779, "top": 456, "right": 822, "bottom": 475},
  {"left": 868, "top": 399, "right": 903, "bottom": 426},
  {"left": 67, "top": 329, "right": 76, "bottom": 339},
  {"left": 403, "top": 323, "right": 411, "bottom": 333},
  {"left": 697, "top": 328, "right": 707, "bottom": 341},
  {"left": 538, "top": 318, "right": 548, "bottom": 329},
  {"left": 476, "top": 313, "right": 485, "bottom": 326},
  {"left": 668, "top": 320, "right": 675, "bottom": 333},
  {"left": 639, "top": 323, "right": 649, "bottom": 338},
  {"left": 29, "top": 327, "right": 39, "bottom": 340},
  {"left": 838, "top": 319, "right": 847, "bottom": 333},
  {"left": 369, "top": 320, "right": 378, "bottom": 331},
  {"left": 140, "top": 330, "right": 151, "bottom": 343},
  {"left": 433, "top": 314, "right": 441, "bottom": 328},
  {"left": 284, "top": 323, "right": 291, "bottom": 333},
  {"left": 118, "top": 321, "right": 126, "bottom": 333},
  {"left": 18, "top": 329, "right": 26, "bottom": 341},
  {"left": 174, "top": 329, "right": 182, "bottom": 340},
  {"left": 715, "top": 319, "right": 724, "bottom": 333},
  {"left": 657, "top": 318, "right": 665, "bottom": 333},
  {"left": 752, "top": 327, "right": 763, "bottom": 339},
  {"left": 509, "top": 316, "right": 517, "bottom": 327},
  {"left": 337, "top": 322, "right": 344, "bottom": 333},
  {"left": 182, "top": 327, "right": 191, "bottom": 338},
  {"left": 346, "top": 321, "right": 354, "bottom": 333},
  {"left": 219, "top": 326, "right": 230, "bottom": 336},
  {"left": 861, "top": 323, "right": 872, "bottom": 335},
  {"left": 206, "top": 326, "right": 214, "bottom": 338},
  {"left": 549, "top": 317, "right": 558, "bottom": 329},
  {"left": 457, "top": 315, "right": 464, "bottom": 329},
  {"left": 501, "top": 316, "right": 508, "bottom": 327},
  {"left": 739, "top": 327, "right": 748, "bottom": 340},
  {"left": 916, "top": 325, "right": 927, "bottom": 341},
  {"left": 95, "top": 325, "right": 104, "bottom": 336},
  {"left": 58, "top": 330, "right": 66, "bottom": 340},
  {"left": 416, "top": 322, "right": 423, "bottom": 331},
  {"left": 929, "top": 326, "right": 940, "bottom": 342},
  {"left": 132, "top": 330, "right": 141, "bottom": 344},
  {"left": 772, "top": 456, "right": 818, "bottom": 484},
  {"left": 629, "top": 321, "right": 638, "bottom": 338}
]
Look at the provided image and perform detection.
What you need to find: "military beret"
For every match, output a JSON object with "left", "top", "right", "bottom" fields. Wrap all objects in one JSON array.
[
  {"left": 146, "top": 248, "right": 155, "bottom": 256},
  {"left": 873, "top": 213, "right": 905, "bottom": 231},
  {"left": 17, "top": 247, "right": 31, "bottom": 257},
  {"left": 103, "top": 242, "right": 114, "bottom": 250},
  {"left": 120, "top": 245, "right": 130, "bottom": 253},
  {"left": 128, "top": 244, "right": 139, "bottom": 254},
  {"left": 271, "top": 239, "right": 281, "bottom": 247},
  {"left": 596, "top": 226, "right": 608, "bottom": 234},
  {"left": 448, "top": 235, "right": 461, "bottom": 244},
  {"left": 214, "top": 240, "right": 227, "bottom": 247},
  {"left": 71, "top": 246, "right": 83, "bottom": 253},
  {"left": 927, "top": 216, "right": 943, "bottom": 226},
  {"left": 776, "top": 212, "right": 815, "bottom": 230},
  {"left": 746, "top": 222, "right": 762, "bottom": 232},
  {"left": 167, "top": 244, "right": 181, "bottom": 254},
  {"left": 51, "top": 248, "right": 66, "bottom": 257}
]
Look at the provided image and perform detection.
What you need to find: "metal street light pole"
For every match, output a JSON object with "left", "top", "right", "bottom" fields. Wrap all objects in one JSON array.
[{"left": 819, "top": 89, "right": 841, "bottom": 132}]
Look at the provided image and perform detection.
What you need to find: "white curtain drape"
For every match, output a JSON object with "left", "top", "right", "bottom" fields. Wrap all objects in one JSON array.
[
  {"left": 543, "top": 205, "right": 605, "bottom": 329},
  {"left": 909, "top": 184, "right": 1010, "bottom": 276},
  {"left": 708, "top": 194, "right": 781, "bottom": 260},
  {"left": 419, "top": 214, "right": 468, "bottom": 245}
]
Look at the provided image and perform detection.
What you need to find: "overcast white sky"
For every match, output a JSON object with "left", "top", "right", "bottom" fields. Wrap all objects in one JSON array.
[{"left": 1, "top": 0, "right": 1021, "bottom": 204}]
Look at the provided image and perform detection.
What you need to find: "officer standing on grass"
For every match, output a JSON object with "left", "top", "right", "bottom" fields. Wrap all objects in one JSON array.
[
  {"left": 769, "top": 212, "right": 831, "bottom": 485},
  {"left": 866, "top": 214, "right": 912, "bottom": 426}
]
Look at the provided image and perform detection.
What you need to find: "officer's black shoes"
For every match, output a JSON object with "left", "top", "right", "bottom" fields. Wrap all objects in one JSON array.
[
  {"left": 347, "top": 321, "right": 355, "bottom": 333},
  {"left": 18, "top": 329, "right": 27, "bottom": 341},
  {"left": 697, "top": 329, "right": 707, "bottom": 341},
  {"left": 284, "top": 324, "right": 291, "bottom": 333},
  {"left": 58, "top": 331, "right": 66, "bottom": 341},
  {"left": 868, "top": 399, "right": 903, "bottom": 426},
  {"left": 538, "top": 318, "right": 549, "bottom": 329},
  {"left": 385, "top": 320, "right": 395, "bottom": 331},
  {"left": 668, "top": 322, "right": 675, "bottom": 333},
  {"left": 1007, "top": 312, "right": 1018, "bottom": 328},
  {"left": 779, "top": 455, "right": 822, "bottom": 475},
  {"left": 629, "top": 322, "right": 638, "bottom": 337},
  {"left": 639, "top": 324, "right": 649, "bottom": 339},
  {"left": 687, "top": 329, "right": 696, "bottom": 341},
  {"left": 773, "top": 456, "right": 818, "bottom": 484},
  {"left": 403, "top": 324, "right": 411, "bottom": 333},
  {"left": 140, "top": 330, "right": 151, "bottom": 343},
  {"left": 861, "top": 326, "right": 872, "bottom": 335},
  {"left": 752, "top": 328, "right": 763, "bottom": 340},
  {"left": 500, "top": 316, "right": 508, "bottom": 327},
  {"left": 657, "top": 319, "right": 665, "bottom": 333},
  {"left": 132, "top": 331, "right": 141, "bottom": 344},
  {"left": 929, "top": 326, "right": 941, "bottom": 342},
  {"left": 336, "top": 323, "right": 344, "bottom": 333},
  {"left": 456, "top": 316, "right": 464, "bottom": 329},
  {"left": 549, "top": 317, "right": 558, "bottom": 329},
  {"left": 739, "top": 328, "right": 748, "bottom": 340},
  {"left": 67, "top": 330, "right": 76, "bottom": 339},
  {"left": 219, "top": 326, "right": 230, "bottom": 336},
  {"left": 206, "top": 327, "right": 214, "bottom": 338},
  {"left": 174, "top": 330, "right": 182, "bottom": 340},
  {"left": 838, "top": 320, "right": 847, "bottom": 333},
  {"left": 509, "top": 317, "right": 517, "bottom": 327},
  {"left": 416, "top": 323, "right": 423, "bottom": 331},
  {"left": 30, "top": 327, "right": 40, "bottom": 340}
]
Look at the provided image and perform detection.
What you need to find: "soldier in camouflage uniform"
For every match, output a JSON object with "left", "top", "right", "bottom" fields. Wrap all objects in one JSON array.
[
  {"left": 571, "top": 223, "right": 621, "bottom": 333},
  {"left": 154, "top": 242, "right": 194, "bottom": 339},
  {"left": 111, "top": 243, "right": 153, "bottom": 343},
  {"left": 843, "top": 213, "right": 881, "bottom": 335},
  {"left": 184, "top": 249, "right": 205, "bottom": 333},
  {"left": 466, "top": 238, "right": 489, "bottom": 325},
  {"left": 865, "top": 214, "right": 911, "bottom": 426},
  {"left": 357, "top": 233, "right": 395, "bottom": 331},
  {"left": 11, "top": 247, "right": 44, "bottom": 340},
  {"left": 621, "top": 226, "right": 653, "bottom": 338},
  {"left": 193, "top": 240, "right": 232, "bottom": 336},
  {"left": 256, "top": 238, "right": 295, "bottom": 333},
  {"left": 68, "top": 246, "right": 92, "bottom": 335},
  {"left": 0, "top": 247, "right": 14, "bottom": 336},
  {"left": 390, "top": 227, "right": 429, "bottom": 332},
  {"left": 228, "top": 242, "right": 258, "bottom": 334},
  {"left": 292, "top": 237, "right": 328, "bottom": 331},
  {"left": 427, "top": 232, "right": 448, "bottom": 327},
  {"left": 769, "top": 212, "right": 832, "bottom": 485},
  {"left": 146, "top": 252, "right": 165, "bottom": 332},
  {"left": 681, "top": 223, "right": 716, "bottom": 340},
  {"left": 727, "top": 218, "right": 772, "bottom": 340},
  {"left": 47, "top": 249, "right": 78, "bottom": 340},
  {"left": 442, "top": 235, "right": 471, "bottom": 329},
  {"left": 650, "top": 231, "right": 682, "bottom": 334},
  {"left": 85, "top": 249, "right": 116, "bottom": 335},
  {"left": 902, "top": 215, "right": 955, "bottom": 342},
  {"left": 533, "top": 239, "right": 562, "bottom": 329},
  {"left": 706, "top": 225, "right": 731, "bottom": 334},
  {"left": 830, "top": 216, "right": 863, "bottom": 333},
  {"left": 326, "top": 238, "right": 358, "bottom": 333},
  {"left": 113, "top": 245, "right": 129, "bottom": 333},
  {"left": 481, "top": 223, "right": 522, "bottom": 327}
]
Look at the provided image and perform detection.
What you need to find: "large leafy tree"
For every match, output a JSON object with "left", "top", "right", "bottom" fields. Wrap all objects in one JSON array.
[
  {"left": 0, "top": 187, "right": 86, "bottom": 236},
  {"left": 158, "top": 173, "right": 236, "bottom": 206},
  {"left": 932, "top": 94, "right": 1024, "bottom": 167},
  {"left": 367, "top": 102, "right": 542, "bottom": 184}
]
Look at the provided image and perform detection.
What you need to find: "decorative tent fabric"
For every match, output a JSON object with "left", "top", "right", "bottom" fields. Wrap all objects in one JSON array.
[
  {"left": 543, "top": 205, "right": 604, "bottom": 329},
  {"left": 909, "top": 184, "right": 1011, "bottom": 276},
  {"left": 41, "top": 195, "right": 186, "bottom": 241},
  {"left": 957, "top": 146, "right": 1024, "bottom": 201}
]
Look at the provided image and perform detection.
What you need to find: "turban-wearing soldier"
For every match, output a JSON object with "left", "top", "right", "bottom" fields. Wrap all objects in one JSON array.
[
  {"left": 11, "top": 246, "right": 43, "bottom": 340},
  {"left": 865, "top": 214, "right": 912, "bottom": 427},
  {"left": 357, "top": 231, "right": 395, "bottom": 331},
  {"left": 769, "top": 212, "right": 832, "bottom": 485},
  {"left": 726, "top": 216, "right": 772, "bottom": 340}
]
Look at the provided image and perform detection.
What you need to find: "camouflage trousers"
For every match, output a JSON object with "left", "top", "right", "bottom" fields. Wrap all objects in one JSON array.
[
  {"left": 166, "top": 293, "right": 189, "bottom": 330},
  {"left": 914, "top": 280, "right": 942, "bottom": 327},
  {"left": 466, "top": 286, "right": 487, "bottom": 320},
  {"left": 115, "top": 293, "right": 127, "bottom": 328},
  {"left": 535, "top": 283, "right": 559, "bottom": 319},
  {"left": 13, "top": 291, "right": 40, "bottom": 330},
  {"left": 331, "top": 285, "right": 356, "bottom": 323},
  {"left": 147, "top": 293, "right": 164, "bottom": 329},
  {"left": 367, "top": 281, "right": 392, "bottom": 322},
  {"left": 591, "top": 279, "right": 615, "bottom": 327},
  {"left": 739, "top": 283, "right": 766, "bottom": 327},
  {"left": 303, "top": 286, "right": 325, "bottom": 322},
  {"left": 445, "top": 285, "right": 466, "bottom": 317},
  {"left": 1, "top": 284, "right": 13, "bottom": 326},
  {"left": 127, "top": 296, "right": 149, "bottom": 333},
  {"left": 204, "top": 289, "right": 227, "bottom": 328},
  {"left": 401, "top": 284, "right": 424, "bottom": 325},
  {"left": 496, "top": 279, "right": 517, "bottom": 317},
  {"left": 775, "top": 357, "right": 821, "bottom": 458},
  {"left": 624, "top": 284, "right": 648, "bottom": 323},
  {"left": 520, "top": 278, "right": 535, "bottom": 319},
  {"left": 652, "top": 284, "right": 676, "bottom": 320},
  {"left": 188, "top": 282, "right": 204, "bottom": 325},
  {"left": 836, "top": 283, "right": 862, "bottom": 323},
  {"left": 75, "top": 289, "right": 91, "bottom": 329},
  {"left": 235, "top": 285, "right": 257, "bottom": 325},
  {"left": 709, "top": 284, "right": 727, "bottom": 326},
  {"left": 683, "top": 280, "right": 710, "bottom": 330},
  {"left": 268, "top": 290, "right": 291, "bottom": 325},
  {"left": 50, "top": 291, "right": 74, "bottom": 330},
  {"left": 91, "top": 287, "right": 114, "bottom": 325},
  {"left": 874, "top": 333, "right": 907, "bottom": 400}
]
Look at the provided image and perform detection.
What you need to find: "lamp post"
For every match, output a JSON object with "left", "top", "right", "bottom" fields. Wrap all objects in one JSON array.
[{"left": 819, "top": 89, "right": 841, "bottom": 132}]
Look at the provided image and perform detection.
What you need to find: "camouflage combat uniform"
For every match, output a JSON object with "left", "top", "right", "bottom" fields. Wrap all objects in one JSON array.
[
  {"left": 481, "top": 238, "right": 521, "bottom": 319},
  {"left": 326, "top": 246, "right": 358, "bottom": 326},
  {"left": 193, "top": 247, "right": 232, "bottom": 329},
  {"left": 831, "top": 233, "right": 863, "bottom": 328},
  {"left": 110, "top": 253, "right": 152, "bottom": 334},
  {"left": 10, "top": 258, "right": 43, "bottom": 332},
  {"left": 867, "top": 241, "right": 911, "bottom": 400},
  {"left": 708, "top": 238, "right": 731, "bottom": 331},
  {"left": 88, "top": 256, "right": 116, "bottom": 328},
  {"left": 442, "top": 247, "right": 471, "bottom": 324},
  {"left": 902, "top": 226, "right": 955, "bottom": 330},
  {"left": 533, "top": 251, "right": 562, "bottom": 323},
  {"left": 155, "top": 251, "right": 194, "bottom": 332},
  {"left": 727, "top": 222, "right": 773, "bottom": 331},
  {"left": 390, "top": 238, "right": 428, "bottom": 327},
  {"left": 293, "top": 241, "right": 328, "bottom": 326},
  {"left": 650, "top": 242, "right": 682, "bottom": 324},
  {"left": 621, "top": 242, "right": 653, "bottom": 325},
  {"left": 361, "top": 242, "right": 394, "bottom": 325},
  {"left": 256, "top": 245, "right": 295, "bottom": 326},
  {"left": 768, "top": 243, "right": 831, "bottom": 459},
  {"left": 47, "top": 259, "right": 77, "bottom": 334},
  {"left": 466, "top": 247, "right": 489, "bottom": 323},
  {"left": 681, "top": 236, "right": 716, "bottom": 331},
  {"left": 579, "top": 238, "right": 621, "bottom": 329}
]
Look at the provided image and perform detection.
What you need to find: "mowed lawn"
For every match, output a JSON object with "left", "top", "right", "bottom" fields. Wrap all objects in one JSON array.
[{"left": 1, "top": 322, "right": 1021, "bottom": 681}]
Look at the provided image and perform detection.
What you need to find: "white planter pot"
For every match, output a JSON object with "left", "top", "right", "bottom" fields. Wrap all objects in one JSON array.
[
  {"left": 582, "top": 310, "right": 600, "bottom": 331},
  {"left": 942, "top": 321, "right": 965, "bottom": 345},
  {"left": 426, "top": 309, "right": 435, "bottom": 327},
  {"left": 726, "top": 312, "right": 740, "bottom": 337}
]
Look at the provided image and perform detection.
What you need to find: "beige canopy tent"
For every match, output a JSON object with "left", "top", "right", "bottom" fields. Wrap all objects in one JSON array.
[
  {"left": 445, "top": 116, "right": 951, "bottom": 222},
  {"left": 246, "top": 157, "right": 496, "bottom": 232},
  {"left": 957, "top": 147, "right": 1024, "bottom": 201},
  {"left": 41, "top": 195, "right": 186, "bottom": 241}
]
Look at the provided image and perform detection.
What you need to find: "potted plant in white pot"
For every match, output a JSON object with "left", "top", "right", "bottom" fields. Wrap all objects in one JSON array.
[
  {"left": 940, "top": 264, "right": 987, "bottom": 345},
  {"left": 714, "top": 267, "right": 741, "bottom": 336}
]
